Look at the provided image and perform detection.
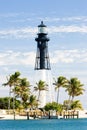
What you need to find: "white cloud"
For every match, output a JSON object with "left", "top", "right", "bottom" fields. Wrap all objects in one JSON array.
[
  {"left": 37, "top": 16, "right": 87, "bottom": 23},
  {"left": 0, "top": 15, "right": 87, "bottom": 39},
  {"left": 2, "top": 67, "right": 9, "bottom": 72},
  {"left": 0, "top": 49, "right": 87, "bottom": 67},
  {"left": 48, "top": 25, "right": 87, "bottom": 33},
  {"left": 60, "top": 16, "right": 87, "bottom": 22},
  {"left": 0, "top": 51, "right": 36, "bottom": 66},
  {"left": 0, "top": 12, "right": 27, "bottom": 18},
  {"left": 50, "top": 49, "right": 87, "bottom": 64},
  {"left": 0, "top": 27, "right": 37, "bottom": 39},
  {"left": 0, "top": 12, "right": 87, "bottom": 22},
  {"left": 1, "top": 15, "right": 87, "bottom": 39},
  {"left": 0, "top": 25, "right": 87, "bottom": 39}
]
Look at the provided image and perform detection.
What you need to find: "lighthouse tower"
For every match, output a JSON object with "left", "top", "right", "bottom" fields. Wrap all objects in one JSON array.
[
  {"left": 35, "top": 21, "right": 51, "bottom": 70},
  {"left": 35, "top": 21, "right": 52, "bottom": 108}
]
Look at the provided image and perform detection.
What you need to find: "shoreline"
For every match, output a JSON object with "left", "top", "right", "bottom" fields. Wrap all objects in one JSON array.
[{"left": 0, "top": 110, "right": 87, "bottom": 120}]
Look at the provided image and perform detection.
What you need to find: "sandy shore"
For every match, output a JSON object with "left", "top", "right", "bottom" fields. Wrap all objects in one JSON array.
[
  {"left": 0, "top": 110, "right": 87, "bottom": 120},
  {"left": 0, "top": 110, "right": 34, "bottom": 120},
  {"left": 0, "top": 114, "right": 28, "bottom": 120},
  {"left": 0, "top": 113, "right": 34, "bottom": 120},
  {"left": 78, "top": 110, "right": 87, "bottom": 118}
]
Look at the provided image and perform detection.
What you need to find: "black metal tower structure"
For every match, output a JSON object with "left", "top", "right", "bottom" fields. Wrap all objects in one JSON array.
[{"left": 35, "top": 21, "right": 51, "bottom": 70}]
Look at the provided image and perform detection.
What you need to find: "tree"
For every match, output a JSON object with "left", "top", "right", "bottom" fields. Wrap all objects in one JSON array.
[
  {"left": 63, "top": 100, "right": 72, "bottom": 110},
  {"left": 8, "top": 71, "right": 21, "bottom": 119},
  {"left": 63, "top": 100, "right": 83, "bottom": 110},
  {"left": 11, "top": 72, "right": 21, "bottom": 109},
  {"left": 44, "top": 102, "right": 63, "bottom": 112},
  {"left": 65, "top": 77, "right": 84, "bottom": 101},
  {"left": 71, "top": 100, "right": 83, "bottom": 110},
  {"left": 29, "top": 95, "right": 38, "bottom": 109},
  {"left": 14, "top": 78, "right": 30, "bottom": 108},
  {"left": 3, "top": 72, "right": 21, "bottom": 113},
  {"left": 34, "top": 80, "right": 48, "bottom": 102},
  {"left": 3, "top": 75, "right": 14, "bottom": 111},
  {"left": 0, "top": 97, "right": 20, "bottom": 109},
  {"left": 53, "top": 76, "right": 68, "bottom": 104}
]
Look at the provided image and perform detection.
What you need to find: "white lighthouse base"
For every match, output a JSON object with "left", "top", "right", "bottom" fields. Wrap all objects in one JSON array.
[
  {"left": 38, "top": 90, "right": 46, "bottom": 108},
  {"left": 34, "top": 70, "right": 55, "bottom": 108}
]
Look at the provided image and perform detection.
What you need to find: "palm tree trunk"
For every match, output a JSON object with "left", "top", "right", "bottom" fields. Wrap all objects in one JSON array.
[
  {"left": 8, "top": 87, "right": 11, "bottom": 114},
  {"left": 38, "top": 90, "right": 40, "bottom": 102},
  {"left": 72, "top": 96, "right": 74, "bottom": 101},
  {"left": 68, "top": 95, "right": 71, "bottom": 101},
  {"left": 57, "top": 88, "right": 59, "bottom": 104},
  {"left": 68, "top": 95, "right": 71, "bottom": 110},
  {"left": 37, "top": 90, "right": 40, "bottom": 108},
  {"left": 13, "top": 86, "right": 15, "bottom": 120}
]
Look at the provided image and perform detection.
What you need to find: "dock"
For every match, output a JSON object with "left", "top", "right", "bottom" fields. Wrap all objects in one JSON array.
[
  {"left": 62, "top": 111, "right": 79, "bottom": 119},
  {"left": 20, "top": 110, "right": 79, "bottom": 119}
]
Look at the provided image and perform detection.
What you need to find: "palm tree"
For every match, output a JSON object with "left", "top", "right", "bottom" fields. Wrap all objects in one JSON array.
[
  {"left": 11, "top": 71, "right": 21, "bottom": 119},
  {"left": 3, "top": 75, "right": 14, "bottom": 112},
  {"left": 29, "top": 95, "right": 38, "bottom": 109},
  {"left": 53, "top": 76, "right": 68, "bottom": 104},
  {"left": 65, "top": 77, "right": 84, "bottom": 101},
  {"left": 71, "top": 100, "right": 83, "bottom": 110},
  {"left": 34, "top": 80, "right": 48, "bottom": 102},
  {"left": 3, "top": 72, "right": 20, "bottom": 119},
  {"left": 15, "top": 78, "right": 30, "bottom": 108}
]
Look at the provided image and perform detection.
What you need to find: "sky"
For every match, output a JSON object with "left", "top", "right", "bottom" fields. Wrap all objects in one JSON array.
[{"left": 0, "top": 0, "right": 87, "bottom": 108}]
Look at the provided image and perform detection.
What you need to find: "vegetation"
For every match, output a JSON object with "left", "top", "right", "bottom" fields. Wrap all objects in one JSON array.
[
  {"left": 44, "top": 102, "right": 63, "bottom": 112},
  {"left": 34, "top": 80, "right": 48, "bottom": 102},
  {"left": 70, "top": 100, "right": 83, "bottom": 110},
  {"left": 1, "top": 71, "right": 85, "bottom": 112},
  {"left": 53, "top": 76, "right": 68, "bottom": 104},
  {"left": 0, "top": 97, "right": 20, "bottom": 109},
  {"left": 3, "top": 72, "right": 21, "bottom": 114},
  {"left": 29, "top": 95, "right": 38, "bottom": 109},
  {"left": 65, "top": 77, "right": 84, "bottom": 101},
  {"left": 63, "top": 100, "right": 83, "bottom": 110},
  {"left": 14, "top": 78, "right": 31, "bottom": 108}
]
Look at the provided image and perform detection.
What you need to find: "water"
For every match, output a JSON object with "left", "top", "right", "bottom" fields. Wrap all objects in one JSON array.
[{"left": 0, "top": 119, "right": 87, "bottom": 130}]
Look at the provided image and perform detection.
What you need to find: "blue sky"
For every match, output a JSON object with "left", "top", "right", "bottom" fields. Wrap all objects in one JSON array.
[{"left": 0, "top": 0, "right": 87, "bottom": 108}]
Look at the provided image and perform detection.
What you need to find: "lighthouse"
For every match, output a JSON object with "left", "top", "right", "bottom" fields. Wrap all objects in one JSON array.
[
  {"left": 35, "top": 21, "right": 51, "bottom": 70},
  {"left": 35, "top": 21, "right": 52, "bottom": 108}
]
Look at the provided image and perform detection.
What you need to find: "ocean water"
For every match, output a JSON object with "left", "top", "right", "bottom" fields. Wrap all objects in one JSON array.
[{"left": 0, "top": 119, "right": 87, "bottom": 130}]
